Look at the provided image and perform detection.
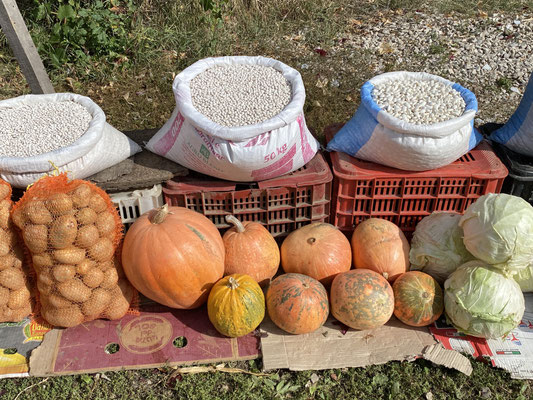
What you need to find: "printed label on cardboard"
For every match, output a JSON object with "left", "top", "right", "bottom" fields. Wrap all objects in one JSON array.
[{"left": 119, "top": 315, "right": 173, "bottom": 354}]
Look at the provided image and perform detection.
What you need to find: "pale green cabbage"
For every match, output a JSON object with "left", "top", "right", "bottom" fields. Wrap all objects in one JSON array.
[
  {"left": 409, "top": 212, "right": 474, "bottom": 284},
  {"left": 459, "top": 193, "right": 533, "bottom": 274},
  {"left": 444, "top": 260, "right": 525, "bottom": 339},
  {"left": 514, "top": 265, "right": 533, "bottom": 292}
]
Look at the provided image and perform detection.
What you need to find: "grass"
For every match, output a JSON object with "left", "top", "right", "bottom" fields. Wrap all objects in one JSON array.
[
  {"left": 0, "top": 358, "right": 531, "bottom": 400},
  {"left": 0, "top": 0, "right": 532, "bottom": 398}
]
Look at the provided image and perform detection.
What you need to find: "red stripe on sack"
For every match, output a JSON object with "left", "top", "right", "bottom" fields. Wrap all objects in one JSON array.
[
  {"left": 153, "top": 112, "right": 185, "bottom": 156},
  {"left": 298, "top": 115, "right": 314, "bottom": 163},
  {"left": 251, "top": 143, "right": 296, "bottom": 180},
  {"left": 245, "top": 132, "right": 270, "bottom": 147}
]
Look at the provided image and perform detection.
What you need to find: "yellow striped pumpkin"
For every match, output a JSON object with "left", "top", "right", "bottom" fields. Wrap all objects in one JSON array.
[{"left": 207, "top": 274, "right": 265, "bottom": 337}]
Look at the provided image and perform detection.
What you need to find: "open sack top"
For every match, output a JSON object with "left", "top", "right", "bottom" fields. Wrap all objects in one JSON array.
[
  {"left": 0, "top": 93, "right": 105, "bottom": 172},
  {"left": 173, "top": 56, "right": 306, "bottom": 141},
  {"left": 362, "top": 71, "right": 478, "bottom": 137}
]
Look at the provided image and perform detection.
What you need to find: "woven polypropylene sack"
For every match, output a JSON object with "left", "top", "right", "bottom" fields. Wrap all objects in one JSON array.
[
  {"left": 0, "top": 179, "right": 32, "bottom": 322},
  {"left": 11, "top": 174, "right": 135, "bottom": 327},
  {"left": 490, "top": 72, "right": 533, "bottom": 156},
  {"left": 146, "top": 56, "right": 319, "bottom": 182},
  {"left": 0, "top": 93, "right": 141, "bottom": 188},
  {"left": 327, "top": 71, "right": 483, "bottom": 171}
]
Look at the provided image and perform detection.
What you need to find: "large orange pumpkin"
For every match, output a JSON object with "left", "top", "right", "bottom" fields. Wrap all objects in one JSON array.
[
  {"left": 122, "top": 204, "right": 224, "bottom": 309},
  {"left": 281, "top": 223, "right": 351, "bottom": 285},
  {"left": 392, "top": 271, "right": 443, "bottom": 327},
  {"left": 351, "top": 218, "right": 409, "bottom": 282},
  {"left": 330, "top": 269, "right": 394, "bottom": 330},
  {"left": 266, "top": 273, "right": 329, "bottom": 335},
  {"left": 207, "top": 274, "right": 265, "bottom": 337},
  {"left": 222, "top": 215, "right": 279, "bottom": 286}
]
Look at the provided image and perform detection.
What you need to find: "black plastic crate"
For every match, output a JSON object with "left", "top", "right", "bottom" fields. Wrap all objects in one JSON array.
[{"left": 492, "top": 142, "right": 533, "bottom": 205}]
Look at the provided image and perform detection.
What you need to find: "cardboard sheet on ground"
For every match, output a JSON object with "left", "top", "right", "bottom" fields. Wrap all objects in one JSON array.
[
  {"left": 260, "top": 314, "right": 471, "bottom": 374},
  {"left": 0, "top": 301, "right": 259, "bottom": 378},
  {"left": 260, "top": 294, "right": 533, "bottom": 379}
]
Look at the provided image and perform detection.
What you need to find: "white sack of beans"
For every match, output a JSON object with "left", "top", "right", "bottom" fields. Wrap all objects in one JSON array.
[
  {"left": 327, "top": 71, "right": 483, "bottom": 171},
  {"left": 0, "top": 93, "right": 141, "bottom": 188},
  {"left": 146, "top": 56, "right": 318, "bottom": 182}
]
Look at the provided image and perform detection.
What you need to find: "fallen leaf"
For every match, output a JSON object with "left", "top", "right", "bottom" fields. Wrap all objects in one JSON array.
[
  {"left": 378, "top": 41, "right": 394, "bottom": 55},
  {"left": 314, "top": 48, "right": 328, "bottom": 57},
  {"left": 331, "top": 373, "right": 338, "bottom": 381}
]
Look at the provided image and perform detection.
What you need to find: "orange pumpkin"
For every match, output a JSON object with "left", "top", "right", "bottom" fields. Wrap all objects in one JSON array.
[
  {"left": 281, "top": 223, "right": 351, "bottom": 285},
  {"left": 351, "top": 218, "right": 409, "bottom": 282},
  {"left": 222, "top": 215, "right": 279, "bottom": 286},
  {"left": 122, "top": 204, "right": 224, "bottom": 309},
  {"left": 330, "top": 269, "right": 394, "bottom": 330},
  {"left": 392, "top": 271, "right": 443, "bottom": 327},
  {"left": 266, "top": 273, "right": 329, "bottom": 334},
  {"left": 208, "top": 274, "right": 265, "bottom": 337}
]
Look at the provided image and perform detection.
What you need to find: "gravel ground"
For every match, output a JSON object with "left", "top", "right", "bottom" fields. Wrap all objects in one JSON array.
[{"left": 329, "top": 11, "right": 533, "bottom": 125}]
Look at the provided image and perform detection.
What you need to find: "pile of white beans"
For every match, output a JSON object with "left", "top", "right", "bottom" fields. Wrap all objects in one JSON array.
[
  {"left": 190, "top": 65, "right": 292, "bottom": 127},
  {"left": 372, "top": 78, "right": 466, "bottom": 125},
  {"left": 0, "top": 101, "right": 92, "bottom": 158}
]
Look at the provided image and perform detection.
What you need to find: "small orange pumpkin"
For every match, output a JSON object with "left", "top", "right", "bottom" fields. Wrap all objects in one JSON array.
[
  {"left": 222, "top": 215, "right": 279, "bottom": 286},
  {"left": 266, "top": 273, "right": 329, "bottom": 334},
  {"left": 122, "top": 204, "right": 224, "bottom": 309},
  {"left": 207, "top": 274, "right": 265, "bottom": 337},
  {"left": 392, "top": 271, "right": 443, "bottom": 327},
  {"left": 330, "top": 269, "right": 394, "bottom": 330},
  {"left": 281, "top": 223, "right": 351, "bottom": 285},
  {"left": 351, "top": 218, "right": 409, "bottom": 282}
]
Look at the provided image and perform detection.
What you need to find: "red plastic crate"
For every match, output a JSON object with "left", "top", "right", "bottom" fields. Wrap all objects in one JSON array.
[
  {"left": 325, "top": 124, "right": 508, "bottom": 237},
  {"left": 163, "top": 152, "right": 332, "bottom": 237}
]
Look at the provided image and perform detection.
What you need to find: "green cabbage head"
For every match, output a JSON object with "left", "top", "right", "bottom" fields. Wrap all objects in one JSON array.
[
  {"left": 444, "top": 260, "right": 525, "bottom": 339},
  {"left": 459, "top": 193, "right": 533, "bottom": 274},
  {"left": 410, "top": 212, "right": 474, "bottom": 284},
  {"left": 514, "top": 266, "right": 533, "bottom": 292}
]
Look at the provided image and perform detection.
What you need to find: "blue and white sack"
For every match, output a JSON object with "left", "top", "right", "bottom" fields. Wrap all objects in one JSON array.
[
  {"left": 327, "top": 72, "right": 483, "bottom": 171},
  {"left": 490, "top": 72, "right": 533, "bottom": 156}
]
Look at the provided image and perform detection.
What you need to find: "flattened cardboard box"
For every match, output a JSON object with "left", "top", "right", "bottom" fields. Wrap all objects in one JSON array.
[
  {"left": 28, "top": 304, "right": 259, "bottom": 377},
  {"left": 260, "top": 294, "right": 533, "bottom": 379},
  {"left": 0, "top": 301, "right": 259, "bottom": 378},
  {"left": 260, "top": 315, "right": 472, "bottom": 375}
]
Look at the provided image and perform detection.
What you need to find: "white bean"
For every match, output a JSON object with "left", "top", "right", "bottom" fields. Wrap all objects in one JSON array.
[
  {"left": 372, "top": 77, "right": 465, "bottom": 125},
  {"left": 190, "top": 65, "right": 292, "bottom": 127},
  {"left": 0, "top": 101, "right": 92, "bottom": 157}
]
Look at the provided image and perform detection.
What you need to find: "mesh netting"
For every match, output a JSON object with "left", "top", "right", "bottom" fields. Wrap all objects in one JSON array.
[
  {"left": 12, "top": 174, "right": 136, "bottom": 327},
  {"left": 0, "top": 179, "right": 32, "bottom": 322}
]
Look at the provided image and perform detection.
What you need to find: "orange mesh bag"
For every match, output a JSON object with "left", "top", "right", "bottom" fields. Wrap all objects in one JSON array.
[
  {"left": 11, "top": 174, "right": 135, "bottom": 327},
  {"left": 0, "top": 179, "right": 32, "bottom": 322}
]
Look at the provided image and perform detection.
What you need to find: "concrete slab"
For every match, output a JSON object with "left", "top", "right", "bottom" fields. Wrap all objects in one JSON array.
[{"left": 86, "top": 128, "right": 188, "bottom": 192}]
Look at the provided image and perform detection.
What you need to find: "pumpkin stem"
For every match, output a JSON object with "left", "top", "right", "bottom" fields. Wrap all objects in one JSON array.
[
  {"left": 151, "top": 204, "right": 170, "bottom": 225},
  {"left": 227, "top": 276, "right": 240, "bottom": 290},
  {"left": 383, "top": 272, "right": 389, "bottom": 280},
  {"left": 225, "top": 215, "right": 245, "bottom": 233},
  {"left": 302, "top": 282, "right": 310, "bottom": 289},
  {"left": 307, "top": 237, "right": 316, "bottom": 245}
]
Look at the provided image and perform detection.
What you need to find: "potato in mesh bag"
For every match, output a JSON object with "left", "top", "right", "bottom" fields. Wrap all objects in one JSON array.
[
  {"left": 0, "top": 178, "right": 32, "bottom": 322},
  {"left": 12, "top": 174, "right": 135, "bottom": 327}
]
